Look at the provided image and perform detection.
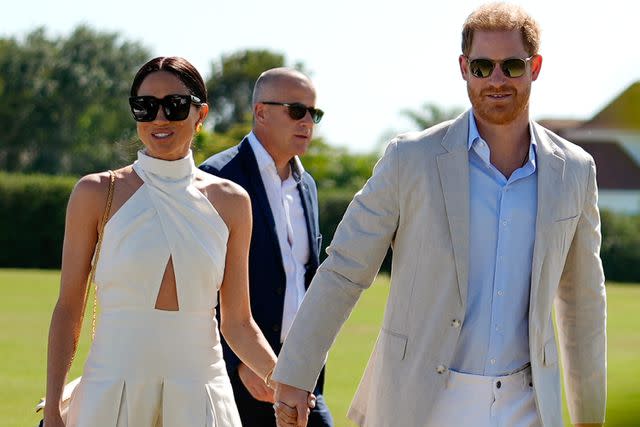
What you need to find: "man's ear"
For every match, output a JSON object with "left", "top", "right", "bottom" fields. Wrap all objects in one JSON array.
[
  {"left": 531, "top": 55, "right": 543, "bottom": 81},
  {"left": 459, "top": 55, "right": 469, "bottom": 80},
  {"left": 254, "top": 103, "right": 267, "bottom": 123}
]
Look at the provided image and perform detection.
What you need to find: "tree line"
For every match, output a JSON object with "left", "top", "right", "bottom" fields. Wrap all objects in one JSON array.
[
  {"left": 3, "top": 26, "right": 636, "bottom": 282},
  {"left": 0, "top": 25, "right": 457, "bottom": 273},
  {"left": 0, "top": 26, "right": 455, "bottom": 186}
]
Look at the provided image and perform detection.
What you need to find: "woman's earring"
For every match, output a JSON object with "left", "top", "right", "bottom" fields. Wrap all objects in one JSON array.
[{"left": 196, "top": 122, "right": 203, "bottom": 133}]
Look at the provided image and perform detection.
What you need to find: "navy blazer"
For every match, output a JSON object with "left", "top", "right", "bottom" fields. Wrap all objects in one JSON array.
[{"left": 199, "top": 137, "right": 325, "bottom": 393}]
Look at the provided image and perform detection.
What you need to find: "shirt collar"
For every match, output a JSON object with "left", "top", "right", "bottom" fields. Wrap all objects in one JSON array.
[
  {"left": 247, "top": 131, "right": 305, "bottom": 182},
  {"left": 467, "top": 110, "right": 537, "bottom": 170}
]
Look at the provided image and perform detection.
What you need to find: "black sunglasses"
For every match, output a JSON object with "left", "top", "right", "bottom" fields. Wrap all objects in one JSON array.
[
  {"left": 128, "top": 94, "right": 203, "bottom": 122},
  {"left": 261, "top": 101, "right": 324, "bottom": 124},
  {"left": 466, "top": 56, "right": 534, "bottom": 79}
]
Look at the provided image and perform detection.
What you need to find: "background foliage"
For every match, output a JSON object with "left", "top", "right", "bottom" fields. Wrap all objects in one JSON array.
[
  {"left": 0, "top": 25, "right": 638, "bottom": 282},
  {"left": 601, "top": 210, "right": 640, "bottom": 282},
  {"left": 0, "top": 27, "right": 149, "bottom": 175},
  {"left": 205, "top": 49, "right": 286, "bottom": 132},
  {"left": 0, "top": 172, "right": 75, "bottom": 268}
]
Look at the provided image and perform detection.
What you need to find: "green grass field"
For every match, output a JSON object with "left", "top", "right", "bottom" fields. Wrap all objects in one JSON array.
[{"left": 1, "top": 269, "right": 639, "bottom": 426}]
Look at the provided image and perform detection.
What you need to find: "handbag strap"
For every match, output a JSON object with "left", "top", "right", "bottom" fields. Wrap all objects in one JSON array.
[{"left": 89, "top": 170, "right": 115, "bottom": 340}]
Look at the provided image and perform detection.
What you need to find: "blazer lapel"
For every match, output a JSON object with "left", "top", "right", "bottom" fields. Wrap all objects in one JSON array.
[
  {"left": 296, "top": 173, "right": 319, "bottom": 268},
  {"left": 529, "top": 123, "right": 565, "bottom": 314},
  {"left": 436, "top": 112, "right": 471, "bottom": 307},
  {"left": 238, "top": 138, "right": 283, "bottom": 262}
]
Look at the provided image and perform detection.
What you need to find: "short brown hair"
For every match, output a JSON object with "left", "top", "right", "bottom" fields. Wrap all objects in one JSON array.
[{"left": 461, "top": 2, "right": 541, "bottom": 56}]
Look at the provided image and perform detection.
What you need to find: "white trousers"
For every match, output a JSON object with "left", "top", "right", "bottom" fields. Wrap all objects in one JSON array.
[{"left": 425, "top": 366, "right": 541, "bottom": 427}]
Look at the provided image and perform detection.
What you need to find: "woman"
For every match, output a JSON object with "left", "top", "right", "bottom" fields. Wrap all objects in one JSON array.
[{"left": 44, "top": 57, "right": 277, "bottom": 426}]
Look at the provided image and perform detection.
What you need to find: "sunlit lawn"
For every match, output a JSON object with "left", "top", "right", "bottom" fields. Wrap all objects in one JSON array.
[{"left": 1, "top": 269, "right": 638, "bottom": 426}]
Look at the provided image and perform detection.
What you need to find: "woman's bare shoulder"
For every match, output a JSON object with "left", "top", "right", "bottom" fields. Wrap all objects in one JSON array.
[
  {"left": 72, "top": 171, "right": 114, "bottom": 203},
  {"left": 71, "top": 166, "right": 138, "bottom": 213}
]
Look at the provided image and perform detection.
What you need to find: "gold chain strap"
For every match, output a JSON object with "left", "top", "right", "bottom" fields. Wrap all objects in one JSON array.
[{"left": 89, "top": 170, "right": 115, "bottom": 340}]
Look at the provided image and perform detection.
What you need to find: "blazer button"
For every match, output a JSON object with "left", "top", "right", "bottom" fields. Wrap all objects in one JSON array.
[
  {"left": 436, "top": 365, "right": 446, "bottom": 374},
  {"left": 275, "top": 287, "right": 284, "bottom": 295},
  {"left": 451, "top": 319, "right": 461, "bottom": 328},
  {"left": 272, "top": 324, "right": 280, "bottom": 332}
]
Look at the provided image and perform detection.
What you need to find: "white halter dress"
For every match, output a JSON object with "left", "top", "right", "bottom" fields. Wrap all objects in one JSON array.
[{"left": 66, "top": 150, "right": 242, "bottom": 427}]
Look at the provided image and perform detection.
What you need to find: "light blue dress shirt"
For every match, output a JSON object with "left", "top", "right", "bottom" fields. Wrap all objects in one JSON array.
[{"left": 449, "top": 112, "right": 538, "bottom": 376}]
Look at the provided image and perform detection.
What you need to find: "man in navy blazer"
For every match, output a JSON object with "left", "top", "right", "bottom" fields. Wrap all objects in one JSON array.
[{"left": 200, "top": 68, "right": 333, "bottom": 427}]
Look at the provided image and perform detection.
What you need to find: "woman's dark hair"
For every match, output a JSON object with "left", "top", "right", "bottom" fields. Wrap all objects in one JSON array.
[{"left": 130, "top": 56, "right": 207, "bottom": 102}]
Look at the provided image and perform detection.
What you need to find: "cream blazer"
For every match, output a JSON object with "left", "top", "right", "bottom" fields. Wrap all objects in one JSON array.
[{"left": 273, "top": 111, "right": 606, "bottom": 427}]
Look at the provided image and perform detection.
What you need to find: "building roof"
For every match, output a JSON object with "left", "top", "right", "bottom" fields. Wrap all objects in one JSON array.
[
  {"left": 580, "top": 82, "right": 640, "bottom": 131},
  {"left": 576, "top": 141, "right": 640, "bottom": 190},
  {"left": 536, "top": 119, "right": 583, "bottom": 135}
]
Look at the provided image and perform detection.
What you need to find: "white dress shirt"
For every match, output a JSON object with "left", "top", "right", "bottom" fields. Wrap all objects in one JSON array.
[{"left": 247, "top": 132, "right": 310, "bottom": 342}]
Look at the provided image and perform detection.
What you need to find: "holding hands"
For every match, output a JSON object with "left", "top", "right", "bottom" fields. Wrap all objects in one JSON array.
[{"left": 274, "top": 383, "right": 316, "bottom": 427}]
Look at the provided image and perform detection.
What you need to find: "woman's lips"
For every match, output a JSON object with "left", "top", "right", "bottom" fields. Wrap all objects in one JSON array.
[{"left": 151, "top": 131, "right": 174, "bottom": 139}]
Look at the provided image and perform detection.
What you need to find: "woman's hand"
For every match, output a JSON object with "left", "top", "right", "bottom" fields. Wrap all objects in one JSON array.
[{"left": 238, "top": 362, "right": 275, "bottom": 403}]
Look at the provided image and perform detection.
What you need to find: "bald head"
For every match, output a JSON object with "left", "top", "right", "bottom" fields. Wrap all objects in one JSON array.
[
  {"left": 252, "top": 68, "right": 315, "bottom": 108},
  {"left": 250, "top": 67, "right": 318, "bottom": 176}
]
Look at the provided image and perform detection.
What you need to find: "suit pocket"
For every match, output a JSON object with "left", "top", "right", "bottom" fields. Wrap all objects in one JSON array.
[
  {"left": 551, "top": 213, "right": 581, "bottom": 256},
  {"left": 554, "top": 213, "right": 579, "bottom": 223},
  {"left": 380, "top": 328, "right": 408, "bottom": 360},
  {"left": 543, "top": 338, "right": 558, "bottom": 366}
]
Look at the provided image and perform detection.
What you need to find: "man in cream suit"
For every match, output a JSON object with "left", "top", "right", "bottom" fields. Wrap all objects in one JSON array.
[{"left": 272, "top": 3, "right": 606, "bottom": 427}]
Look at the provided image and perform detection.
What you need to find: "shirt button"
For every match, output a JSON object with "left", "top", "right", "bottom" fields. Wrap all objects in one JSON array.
[
  {"left": 436, "top": 365, "right": 446, "bottom": 374},
  {"left": 497, "top": 290, "right": 503, "bottom": 296},
  {"left": 502, "top": 220, "right": 508, "bottom": 226},
  {"left": 490, "top": 358, "right": 496, "bottom": 365},
  {"left": 451, "top": 319, "right": 461, "bottom": 328}
]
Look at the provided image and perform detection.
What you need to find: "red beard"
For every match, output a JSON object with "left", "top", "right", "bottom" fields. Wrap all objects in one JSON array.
[{"left": 467, "top": 83, "right": 530, "bottom": 125}]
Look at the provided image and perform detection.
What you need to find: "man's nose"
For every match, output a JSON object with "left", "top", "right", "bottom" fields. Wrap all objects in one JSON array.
[
  {"left": 300, "top": 110, "right": 314, "bottom": 126},
  {"left": 489, "top": 63, "right": 508, "bottom": 83}
]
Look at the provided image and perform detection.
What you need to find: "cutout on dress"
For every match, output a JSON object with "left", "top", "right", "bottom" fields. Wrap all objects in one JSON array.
[{"left": 155, "top": 256, "right": 179, "bottom": 311}]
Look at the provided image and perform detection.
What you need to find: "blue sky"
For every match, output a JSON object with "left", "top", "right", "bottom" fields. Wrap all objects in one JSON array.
[{"left": 3, "top": 0, "right": 638, "bottom": 152}]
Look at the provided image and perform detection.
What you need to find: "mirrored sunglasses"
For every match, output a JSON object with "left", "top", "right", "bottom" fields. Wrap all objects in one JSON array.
[
  {"left": 129, "top": 94, "right": 203, "bottom": 122},
  {"left": 467, "top": 56, "right": 534, "bottom": 79},
  {"left": 261, "top": 101, "right": 324, "bottom": 124}
]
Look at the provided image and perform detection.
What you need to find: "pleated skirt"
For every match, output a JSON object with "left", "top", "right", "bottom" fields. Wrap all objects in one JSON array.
[{"left": 66, "top": 308, "right": 241, "bottom": 427}]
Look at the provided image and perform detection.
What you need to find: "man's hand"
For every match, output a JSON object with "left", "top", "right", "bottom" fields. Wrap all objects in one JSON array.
[
  {"left": 274, "top": 382, "right": 314, "bottom": 427},
  {"left": 237, "top": 362, "right": 275, "bottom": 403}
]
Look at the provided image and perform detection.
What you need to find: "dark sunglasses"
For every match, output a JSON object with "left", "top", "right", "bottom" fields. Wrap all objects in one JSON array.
[
  {"left": 128, "top": 94, "right": 203, "bottom": 122},
  {"left": 466, "top": 56, "right": 534, "bottom": 78},
  {"left": 261, "top": 101, "right": 324, "bottom": 124}
]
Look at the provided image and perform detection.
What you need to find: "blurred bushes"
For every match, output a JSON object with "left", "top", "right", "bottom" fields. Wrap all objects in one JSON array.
[
  {"left": 601, "top": 209, "right": 640, "bottom": 282},
  {"left": 1, "top": 171, "right": 639, "bottom": 283},
  {"left": 0, "top": 172, "right": 75, "bottom": 268}
]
